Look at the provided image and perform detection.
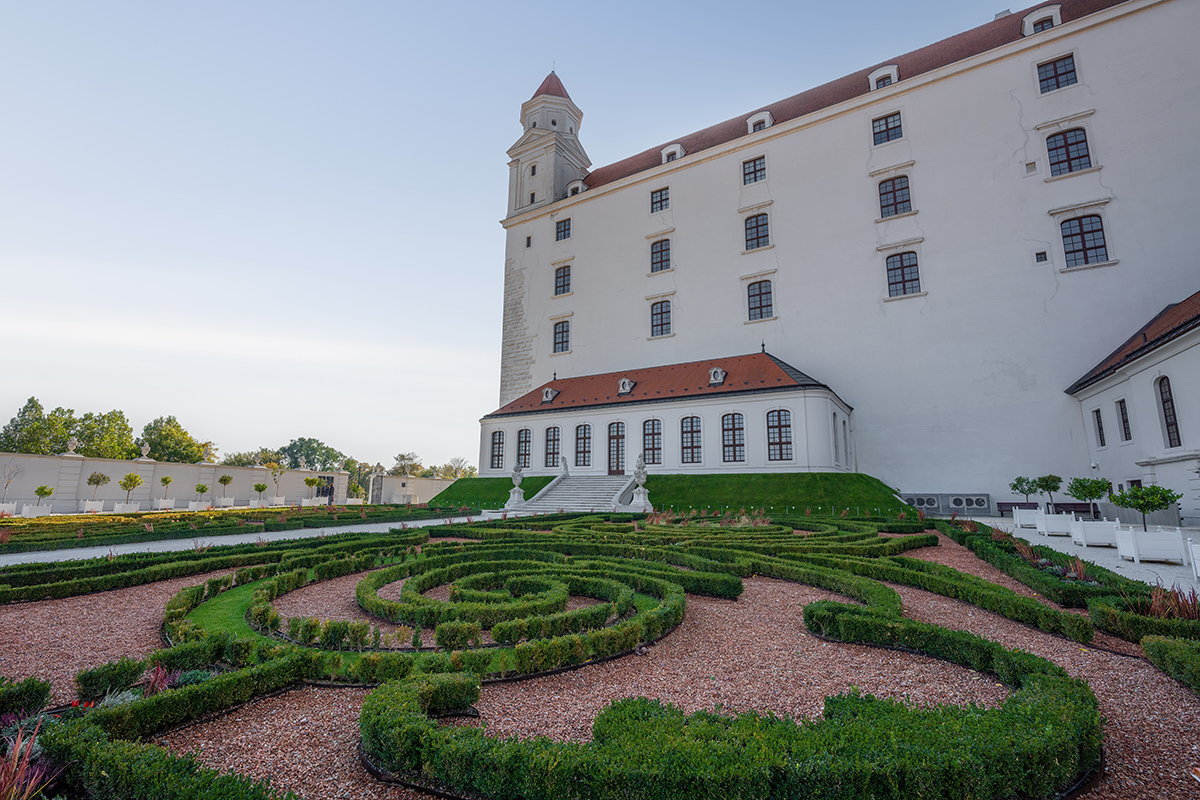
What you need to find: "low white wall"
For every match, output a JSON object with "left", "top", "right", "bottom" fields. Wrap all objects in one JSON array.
[
  {"left": 0, "top": 451, "right": 351, "bottom": 512},
  {"left": 366, "top": 474, "right": 456, "bottom": 505}
]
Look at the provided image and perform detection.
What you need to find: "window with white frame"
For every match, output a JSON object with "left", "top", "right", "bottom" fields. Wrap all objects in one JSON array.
[
  {"left": 651, "top": 300, "right": 671, "bottom": 337},
  {"left": 745, "top": 214, "right": 769, "bottom": 250},
  {"left": 767, "top": 410, "right": 792, "bottom": 460},
  {"left": 1047, "top": 129, "right": 1091, "bottom": 176},
  {"left": 748, "top": 280, "right": 773, "bottom": 320},
  {"left": 651, "top": 239, "right": 671, "bottom": 272},
  {"left": 556, "top": 218, "right": 571, "bottom": 240},
  {"left": 516, "top": 428, "right": 531, "bottom": 468},
  {"left": 681, "top": 417, "right": 702, "bottom": 463},
  {"left": 643, "top": 419, "right": 662, "bottom": 465},
  {"left": 722, "top": 413, "right": 745, "bottom": 462},
  {"left": 879, "top": 176, "right": 912, "bottom": 218},
  {"left": 650, "top": 187, "right": 669, "bottom": 213},
  {"left": 545, "top": 426, "right": 560, "bottom": 468},
  {"left": 872, "top": 112, "right": 903, "bottom": 145},
  {"left": 554, "top": 265, "right": 571, "bottom": 295},
  {"left": 886, "top": 252, "right": 921, "bottom": 297},
  {"left": 575, "top": 424, "right": 592, "bottom": 467},
  {"left": 743, "top": 156, "right": 766, "bottom": 185},
  {"left": 1060, "top": 215, "right": 1108, "bottom": 267},
  {"left": 1038, "top": 55, "right": 1077, "bottom": 93},
  {"left": 490, "top": 430, "right": 504, "bottom": 470},
  {"left": 553, "top": 320, "right": 570, "bottom": 353}
]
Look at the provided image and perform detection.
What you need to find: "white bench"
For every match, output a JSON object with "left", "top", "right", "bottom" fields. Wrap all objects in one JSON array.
[
  {"left": 1116, "top": 526, "right": 1187, "bottom": 565},
  {"left": 1070, "top": 518, "right": 1119, "bottom": 548},
  {"left": 1036, "top": 510, "right": 1074, "bottom": 537}
]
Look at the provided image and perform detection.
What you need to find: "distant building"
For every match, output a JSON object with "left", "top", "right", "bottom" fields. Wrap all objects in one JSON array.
[{"left": 481, "top": 0, "right": 1198, "bottom": 521}]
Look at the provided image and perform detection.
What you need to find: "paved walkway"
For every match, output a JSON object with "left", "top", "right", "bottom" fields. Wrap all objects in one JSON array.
[
  {"left": 975, "top": 515, "right": 1200, "bottom": 593},
  {"left": 0, "top": 512, "right": 514, "bottom": 567}
]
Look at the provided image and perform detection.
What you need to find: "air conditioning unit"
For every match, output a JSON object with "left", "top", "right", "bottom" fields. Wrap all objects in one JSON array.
[
  {"left": 901, "top": 495, "right": 941, "bottom": 510},
  {"left": 947, "top": 494, "right": 991, "bottom": 512}
]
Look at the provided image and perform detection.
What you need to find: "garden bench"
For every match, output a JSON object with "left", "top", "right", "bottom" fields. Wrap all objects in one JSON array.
[
  {"left": 1052, "top": 502, "right": 1098, "bottom": 517},
  {"left": 998, "top": 502, "right": 1038, "bottom": 519},
  {"left": 1115, "top": 526, "right": 1187, "bottom": 565},
  {"left": 1070, "top": 518, "right": 1119, "bottom": 548}
]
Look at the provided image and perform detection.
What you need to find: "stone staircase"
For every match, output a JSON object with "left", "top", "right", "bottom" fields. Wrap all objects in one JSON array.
[{"left": 519, "top": 475, "right": 632, "bottom": 513}]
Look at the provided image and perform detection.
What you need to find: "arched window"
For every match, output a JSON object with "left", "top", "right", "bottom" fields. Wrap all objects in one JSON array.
[
  {"left": 544, "top": 426, "right": 560, "bottom": 468},
  {"left": 651, "top": 301, "right": 671, "bottom": 337},
  {"left": 745, "top": 214, "right": 770, "bottom": 250},
  {"left": 554, "top": 265, "right": 571, "bottom": 295},
  {"left": 643, "top": 419, "right": 662, "bottom": 465},
  {"left": 681, "top": 417, "right": 702, "bottom": 463},
  {"left": 608, "top": 421, "right": 626, "bottom": 474},
  {"left": 767, "top": 410, "right": 792, "bottom": 461},
  {"left": 1033, "top": 16, "right": 1054, "bottom": 32},
  {"left": 875, "top": 75, "right": 892, "bottom": 88},
  {"left": 516, "top": 428, "right": 531, "bottom": 469},
  {"left": 748, "top": 280, "right": 773, "bottom": 320},
  {"left": 886, "top": 252, "right": 921, "bottom": 297},
  {"left": 879, "top": 176, "right": 911, "bottom": 218},
  {"left": 752, "top": 119, "right": 766, "bottom": 132},
  {"left": 1061, "top": 215, "right": 1107, "bottom": 267},
  {"left": 575, "top": 424, "right": 592, "bottom": 467},
  {"left": 1047, "top": 129, "right": 1091, "bottom": 176},
  {"left": 722, "top": 413, "right": 745, "bottom": 462},
  {"left": 1159, "top": 377, "right": 1182, "bottom": 448},
  {"left": 553, "top": 320, "right": 570, "bottom": 353},
  {"left": 490, "top": 431, "right": 504, "bottom": 470},
  {"left": 651, "top": 239, "right": 671, "bottom": 272}
]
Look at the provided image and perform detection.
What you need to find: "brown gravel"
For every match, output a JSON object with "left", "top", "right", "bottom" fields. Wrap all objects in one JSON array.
[{"left": 0, "top": 570, "right": 231, "bottom": 704}]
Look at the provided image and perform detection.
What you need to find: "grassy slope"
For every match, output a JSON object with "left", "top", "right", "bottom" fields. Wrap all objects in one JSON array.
[
  {"left": 431, "top": 476, "right": 555, "bottom": 510},
  {"left": 643, "top": 473, "right": 903, "bottom": 514}
]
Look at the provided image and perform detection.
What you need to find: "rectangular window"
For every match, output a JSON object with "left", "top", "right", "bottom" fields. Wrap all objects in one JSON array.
[
  {"left": 886, "top": 252, "right": 921, "bottom": 297},
  {"left": 1047, "top": 129, "right": 1091, "bottom": 176},
  {"left": 530, "top": 192, "right": 535, "bottom": 204},
  {"left": 872, "top": 112, "right": 902, "bottom": 145},
  {"left": 489, "top": 431, "right": 504, "bottom": 470},
  {"left": 556, "top": 219, "right": 571, "bottom": 240},
  {"left": 1038, "top": 55, "right": 1077, "bottom": 93},
  {"left": 767, "top": 410, "right": 793, "bottom": 461},
  {"left": 651, "top": 300, "right": 671, "bottom": 337},
  {"left": 525, "top": 235, "right": 531, "bottom": 248},
  {"left": 516, "top": 428, "right": 531, "bottom": 468},
  {"left": 1093, "top": 409, "right": 1106, "bottom": 447},
  {"left": 748, "top": 280, "right": 773, "bottom": 320},
  {"left": 553, "top": 320, "right": 570, "bottom": 353},
  {"left": 1117, "top": 399, "right": 1131, "bottom": 441},
  {"left": 650, "top": 239, "right": 671, "bottom": 272},
  {"left": 722, "top": 414, "right": 745, "bottom": 463},
  {"left": 878, "top": 176, "right": 911, "bottom": 218},
  {"left": 650, "top": 187, "right": 669, "bottom": 212},
  {"left": 554, "top": 265, "right": 571, "bottom": 295},
  {"left": 544, "top": 426, "right": 560, "bottom": 468},
  {"left": 643, "top": 419, "right": 662, "bottom": 465},
  {"left": 743, "top": 156, "right": 766, "bottom": 185},
  {"left": 745, "top": 214, "right": 769, "bottom": 250},
  {"left": 1061, "top": 215, "right": 1107, "bottom": 267},
  {"left": 681, "top": 417, "right": 702, "bottom": 463},
  {"left": 575, "top": 424, "right": 592, "bottom": 467}
]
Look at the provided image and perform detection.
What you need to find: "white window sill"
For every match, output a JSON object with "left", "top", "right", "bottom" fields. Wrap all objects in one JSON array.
[
  {"left": 1045, "top": 165, "right": 1102, "bottom": 183},
  {"left": 884, "top": 290, "right": 927, "bottom": 303},
  {"left": 648, "top": 333, "right": 675, "bottom": 340},
  {"left": 647, "top": 268, "right": 675, "bottom": 277},
  {"left": 745, "top": 316, "right": 778, "bottom": 324},
  {"left": 553, "top": 291, "right": 573, "bottom": 299},
  {"left": 550, "top": 349, "right": 571, "bottom": 356},
  {"left": 742, "top": 244, "right": 775, "bottom": 255},
  {"left": 876, "top": 209, "right": 918, "bottom": 224},
  {"left": 1060, "top": 259, "right": 1118, "bottom": 274}
]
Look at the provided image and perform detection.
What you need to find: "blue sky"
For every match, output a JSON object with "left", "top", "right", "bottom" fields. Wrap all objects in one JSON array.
[{"left": 0, "top": 0, "right": 1017, "bottom": 468}]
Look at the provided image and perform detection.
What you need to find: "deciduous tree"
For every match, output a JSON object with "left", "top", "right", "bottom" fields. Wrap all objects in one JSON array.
[{"left": 136, "top": 417, "right": 206, "bottom": 464}]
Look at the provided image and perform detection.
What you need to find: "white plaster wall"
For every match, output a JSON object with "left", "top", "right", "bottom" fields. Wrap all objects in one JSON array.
[
  {"left": 495, "top": 0, "right": 1200, "bottom": 502},
  {"left": 0, "top": 452, "right": 348, "bottom": 511},
  {"left": 480, "top": 390, "right": 851, "bottom": 477},
  {"left": 1074, "top": 330, "right": 1200, "bottom": 525}
]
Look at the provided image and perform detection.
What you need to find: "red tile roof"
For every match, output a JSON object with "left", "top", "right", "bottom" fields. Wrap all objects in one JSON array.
[
  {"left": 531, "top": 71, "right": 571, "bottom": 101},
  {"left": 1067, "top": 288, "right": 1200, "bottom": 394},
  {"left": 583, "top": 0, "right": 1129, "bottom": 190},
  {"left": 485, "top": 352, "right": 839, "bottom": 418}
]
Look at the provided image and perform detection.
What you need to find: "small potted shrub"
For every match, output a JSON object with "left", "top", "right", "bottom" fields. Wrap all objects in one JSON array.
[
  {"left": 155, "top": 475, "right": 175, "bottom": 510},
  {"left": 251, "top": 482, "right": 269, "bottom": 508},
  {"left": 216, "top": 474, "right": 236, "bottom": 508},
  {"left": 269, "top": 466, "right": 287, "bottom": 506},
  {"left": 345, "top": 482, "right": 364, "bottom": 506},
  {"left": 114, "top": 473, "right": 144, "bottom": 513},
  {"left": 81, "top": 471, "right": 110, "bottom": 513},
  {"left": 24, "top": 485, "right": 54, "bottom": 517},
  {"left": 301, "top": 476, "right": 323, "bottom": 507},
  {"left": 189, "top": 483, "right": 211, "bottom": 512}
]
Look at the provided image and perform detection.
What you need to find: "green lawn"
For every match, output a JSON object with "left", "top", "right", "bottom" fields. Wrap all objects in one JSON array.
[
  {"left": 643, "top": 473, "right": 904, "bottom": 515},
  {"left": 431, "top": 476, "right": 554, "bottom": 510}
]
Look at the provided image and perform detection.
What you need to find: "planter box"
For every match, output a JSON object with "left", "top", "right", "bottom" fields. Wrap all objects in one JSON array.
[
  {"left": 267, "top": 496, "right": 286, "bottom": 507},
  {"left": 215, "top": 497, "right": 235, "bottom": 508},
  {"left": 113, "top": 502, "right": 141, "bottom": 514},
  {"left": 22, "top": 505, "right": 52, "bottom": 518},
  {"left": 154, "top": 499, "right": 176, "bottom": 511},
  {"left": 249, "top": 499, "right": 263, "bottom": 509},
  {"left": 343, "top": 498, "right": 364, "bottom": 506},
  {"left": 0, "top": 502, "right": 16, "bottom": 517},
  {"left": 187, "top": 501, "right": 212, "bottom": 512},
  {"left": 301, "top": 498, "right": 328, "bottom": 508},
  {"left": 79, "top": 500, "right": 104, "bottom": 513}
]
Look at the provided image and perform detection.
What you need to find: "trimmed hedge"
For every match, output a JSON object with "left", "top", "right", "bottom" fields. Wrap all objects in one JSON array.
[
  {"left": 0, "top": 674, "right": 51, "bottom": 716},
  {"left": 1088, "top": 596, "right": 1200, "bottom": 642},
  {"left": 1142, "top": 636, "right": 1200, "bottom": 695},
  {"left": 76, "top": 656, "right": 145, "bottom": 703}
]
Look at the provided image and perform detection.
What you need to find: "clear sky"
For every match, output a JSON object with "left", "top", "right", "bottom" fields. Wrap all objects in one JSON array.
[{"left": 0, "top": 0, "right": 1019, "bottom": 469}]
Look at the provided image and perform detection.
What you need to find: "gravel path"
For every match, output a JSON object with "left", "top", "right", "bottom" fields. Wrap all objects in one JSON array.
[{"left": 0, "top": 569, "right": 230, "bottom": 704}]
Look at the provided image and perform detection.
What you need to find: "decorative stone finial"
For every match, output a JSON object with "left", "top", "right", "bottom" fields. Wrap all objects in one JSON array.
[
  {"left": 253, "top": 452, "right": 262, "bottom": 466},
  {"left": 298, "top": 456, "right": 307, "bottom": 470},
  {"left": 66, "top": 437, "right": 79, "bottom": 454},
  {"left": 512, "top": 464, "right": 524, "bottom": 488},
  {"left": 202, "top": 444, "right": 214, "bottom": 462},
  {"left": 141, "top": 444, "right": 151, "bottom": 458}
]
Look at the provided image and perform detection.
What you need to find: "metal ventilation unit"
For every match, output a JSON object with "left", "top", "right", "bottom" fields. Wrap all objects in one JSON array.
[{"left": 901, "top": 493, "right": 991, "bottom": 515}]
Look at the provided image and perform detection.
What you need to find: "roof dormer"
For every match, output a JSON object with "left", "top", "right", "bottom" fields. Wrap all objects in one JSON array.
[
  {"left": 618, "top": 377, "right": 636, "bottom": 395},
  {"left": 869, "top": 65, "right": 899, "bottom": 91},
  {"left": 747, "top": 111, "right": 774, "bottom": 134},
  {"left": 661, "top": 143, "right": 685, "bottom": 164},
  {"left": 1022, "top": 5, "right": 1062, "bottom": 35},
  {"left": 542, "top": 387, "right": 559, "bottom": 403},
  {"left": 709, "top": 367, "right": 727, "bottom": 386}
]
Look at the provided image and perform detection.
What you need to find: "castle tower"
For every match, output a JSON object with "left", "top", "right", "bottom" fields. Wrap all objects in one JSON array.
[{"left": 505, "top": 72, "right": 590, "bottom": 218}]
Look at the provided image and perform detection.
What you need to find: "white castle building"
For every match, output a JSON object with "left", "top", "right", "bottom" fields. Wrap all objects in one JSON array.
[{"left": 479, "top": 0, "right": 1199, "bottom": 522}]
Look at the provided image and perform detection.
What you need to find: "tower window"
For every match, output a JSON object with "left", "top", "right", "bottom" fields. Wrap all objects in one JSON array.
[
  {"left": 745, "top": 214, "right": 770, "bottom": 250},
  {"left": 651, "top": 300, "right": 671, "bottom": 337},
  {"left": 886, "top": 252, "right": 921, "bottom": 297},
  {"left": 530, "top": 192, "right": 535, "bottom": 204},
  {"left": 1047, "top": 128, "right": 1091, "bottom": 176},
  {"left": 554, "top": 265, "right": 571, "bottom": 295},
  {"left": 530, "top": 164, "right": 537, "bottom": 176},
  {"left": 553, "top": 320, "right": 570, "bottom": 353},
  {"left": 525, "top": 236, "right": 531, "bottom": 248},
  {"left": 748, "top": 280, "right": 773, "bottom": 320},
  {"left": 651, "top": 187, "right": 669, "bottom": 212},
  {"left": 1061, "top": 215, "right": 1107, "bottom": 267},
  {"left": 872, "top": 112, "right": 903, "bottom": 145},
  {"left": 743, "top": 156, "right": 766, "bottom": 185},
  {"left": 1038, "top": 55, "right": 1077, "bottom": 93},
  {"left": 651, "top": 240, "right": 671, "bottom": 272},
  {"left": 878, "top": 176, "right": 912, "bottom": 218},
  {"left": 556, "top": 219, "right": 571, "bottom": 240}
]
